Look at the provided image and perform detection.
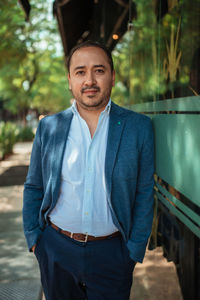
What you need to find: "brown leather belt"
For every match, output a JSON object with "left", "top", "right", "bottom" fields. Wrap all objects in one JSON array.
[{"left": 50, "top": 222, "right": 121, "bottom": 243}]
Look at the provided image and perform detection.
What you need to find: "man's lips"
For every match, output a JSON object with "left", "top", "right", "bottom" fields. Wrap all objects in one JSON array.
[
  {"left": 83, "top": 90, "right": 98, "bottom": 94},
  {"left": 81, "top": 87, "right": 100, "bottom": 94}
]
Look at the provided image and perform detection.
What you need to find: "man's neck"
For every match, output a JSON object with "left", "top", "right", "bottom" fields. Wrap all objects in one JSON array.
[{"left": 76, "top": 104, "right": 107, "bottom": 138}]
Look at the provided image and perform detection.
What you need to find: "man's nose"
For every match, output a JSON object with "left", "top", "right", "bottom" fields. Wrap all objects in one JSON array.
[{"left": 84, "top": 72, "right": 96, "bottom": 86}]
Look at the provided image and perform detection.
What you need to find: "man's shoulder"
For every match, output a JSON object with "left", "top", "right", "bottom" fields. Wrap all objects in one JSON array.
[
  {"left": 111, "top": 101, "right": 151, "bottom": 124},
  {"left": 40, "top": 107, "right": 73, "bottom": 126}
]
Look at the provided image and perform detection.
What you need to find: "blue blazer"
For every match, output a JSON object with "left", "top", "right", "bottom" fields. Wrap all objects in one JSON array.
[{"left": 23, "top": 102, "right": 154, "bottom": 263}]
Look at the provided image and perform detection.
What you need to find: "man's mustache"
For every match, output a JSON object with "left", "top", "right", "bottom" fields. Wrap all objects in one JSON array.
[{"left": 81, "top": 86, "right": 100, "bottom": 93}]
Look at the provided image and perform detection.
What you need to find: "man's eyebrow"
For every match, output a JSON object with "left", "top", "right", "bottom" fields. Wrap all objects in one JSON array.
[
  {"left": 94, "top": 64, "right": 105, "bottom": 69},
  {"left": 74, "top": 64, "right": 106, "bottom": 71},
  {"left": 74, "top": 66, "right": 85, "bottom": 71}
]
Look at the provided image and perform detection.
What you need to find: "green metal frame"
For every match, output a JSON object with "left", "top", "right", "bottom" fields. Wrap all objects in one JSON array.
[
  {"left": 131, "top": 96, "right": 200, "bottom": 112},
  {"left": 131, "top": 96, "right": 200, "bottom": 238}
]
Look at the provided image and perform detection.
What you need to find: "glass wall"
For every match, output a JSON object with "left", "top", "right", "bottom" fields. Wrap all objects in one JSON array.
[
  {"left": 112, "top": 0, "right": 200, "bottom": 105},
  {"left": 112, "top": 2, "right": 200, "bottom": 299}
]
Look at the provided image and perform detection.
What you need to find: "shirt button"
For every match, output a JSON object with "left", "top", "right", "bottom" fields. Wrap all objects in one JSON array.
[{"left": 85, "top": 212, "right": 88, "bottom": 215}]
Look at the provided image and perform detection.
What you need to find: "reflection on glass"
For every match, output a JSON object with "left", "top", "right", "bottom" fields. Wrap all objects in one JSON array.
[{"left": 112, "top": 0, "right": 200, "bottom": 104}]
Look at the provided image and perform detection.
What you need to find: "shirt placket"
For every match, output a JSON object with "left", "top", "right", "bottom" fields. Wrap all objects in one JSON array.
[
  {"left": 82, "top": 141, "right": 94, "bottom": 233},
  {"left": 82, "top": 112, "right": 105, "bottom": 234}
]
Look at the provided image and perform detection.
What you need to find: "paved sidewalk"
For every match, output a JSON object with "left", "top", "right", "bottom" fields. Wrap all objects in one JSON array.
[
  {"left": 0, "top": 143, "right": 41, "bottom": 300},
  {"left": 0, "top": 142, "right": 183, "bottom": 300},
  {"left": 131, "top": 248, "right": 182, "bottom": 299}
]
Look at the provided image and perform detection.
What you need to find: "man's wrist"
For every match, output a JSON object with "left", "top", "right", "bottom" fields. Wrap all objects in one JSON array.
[{"left": 32, "top": 244, "right": 36, "bottom": 253}]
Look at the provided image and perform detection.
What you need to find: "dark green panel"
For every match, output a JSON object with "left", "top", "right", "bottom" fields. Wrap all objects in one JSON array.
[
  {"left": 153, "top": 114, "right": 200, "bottom": 207},
  {"left": 131, "top": 97, "right": 200, "bottom": 208}
]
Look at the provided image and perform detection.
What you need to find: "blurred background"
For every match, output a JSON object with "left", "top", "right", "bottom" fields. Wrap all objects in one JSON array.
[{"left": 0, "top": 0, "right": 200, "bottom": 299}]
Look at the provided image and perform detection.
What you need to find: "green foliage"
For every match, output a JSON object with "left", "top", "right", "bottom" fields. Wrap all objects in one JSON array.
[
  {"left": 112, "top": 0, "right": 160, "bottom": 105},
  {"left": 112, "top": 0, "right": 200, "bottom": 104},
  {"left": 0, "top": 0, "right": 70, "bottom": 120},
  {"left": 17, "top": 126, "right": 35, "bottom": 142},
  {"left": 0, "top": 1, "right": 27, "bottom": 69},
  {"left": 0, "top": 121, "right": 35, "bottom": 160},
  {"left": 0, "top": 122, "right": 18, "bottom": 160}
]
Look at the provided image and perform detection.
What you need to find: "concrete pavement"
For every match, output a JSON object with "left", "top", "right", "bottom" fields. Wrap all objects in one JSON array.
[
  {"left": 0, "top": 142, "right": 183, "bottom": 300},
  {"left": 0, "top": 143, "right": 41, "bottom": 300}
]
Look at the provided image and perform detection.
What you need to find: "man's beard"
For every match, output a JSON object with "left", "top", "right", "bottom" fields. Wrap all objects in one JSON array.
[{"left": 71, "top": 86, "right": 112, "bottom": 110}]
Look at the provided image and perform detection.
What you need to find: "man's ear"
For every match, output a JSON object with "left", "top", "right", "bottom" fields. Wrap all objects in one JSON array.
[
  {"left": 112, "top": 70, "right": 115, "bottom": 87},
  {"left": 68, "top": 73, "right": 71, "bottom": 90}
]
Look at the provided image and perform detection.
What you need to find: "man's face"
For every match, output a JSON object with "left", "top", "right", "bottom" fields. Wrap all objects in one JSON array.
[{"left": 68, "top": 46, "right": 115, "bottom": 111}]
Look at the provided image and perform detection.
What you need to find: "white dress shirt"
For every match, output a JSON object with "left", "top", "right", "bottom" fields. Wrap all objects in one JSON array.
[{"left": 49, "top": 99, "right": 118, "bottom": 236}]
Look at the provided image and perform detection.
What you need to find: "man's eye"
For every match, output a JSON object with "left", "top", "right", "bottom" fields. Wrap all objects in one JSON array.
[
  {"left": 96, "top": 69, "right": 104, "bottom": 74},
  {"left": 76, "top": 71, "right": 85, "bottom": 75}
]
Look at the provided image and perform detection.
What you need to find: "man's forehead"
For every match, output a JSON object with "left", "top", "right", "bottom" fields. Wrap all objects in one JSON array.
[{"left": 70, "top": 47, "right": 110, "bottom": 65}]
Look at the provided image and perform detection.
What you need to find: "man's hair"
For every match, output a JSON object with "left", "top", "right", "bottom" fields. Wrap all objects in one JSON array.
[{"left": 67, "top": 40, "right": 114, "bottom": 73}]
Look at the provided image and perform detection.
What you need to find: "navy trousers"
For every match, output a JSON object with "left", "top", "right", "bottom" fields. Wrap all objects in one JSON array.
[{"left": 35, "top": 225, "right": 136, "bottom": 300}]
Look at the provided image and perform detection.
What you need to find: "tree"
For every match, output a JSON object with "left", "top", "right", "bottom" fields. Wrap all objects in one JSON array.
[
  {"left": 0, "top": 0, "right": 70, "bottom": 124},
  {"left": 112, "top": 0, "right": 161, "bottom": 105}
]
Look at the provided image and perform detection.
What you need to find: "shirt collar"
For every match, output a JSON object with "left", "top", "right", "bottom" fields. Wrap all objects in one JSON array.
[
  {"left": 71, "top": 99, "right": 111, "bottom": 115},
  {"left": 105, "top": 98, "right": 111, "bottom": 114}
]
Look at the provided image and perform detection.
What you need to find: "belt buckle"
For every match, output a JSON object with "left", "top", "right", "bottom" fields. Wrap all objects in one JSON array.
[
  {"left": 71, "top": 232, "right": 89, "bottom": 243},
  {"left": 83, "top": 233, "right": 89, "bottom": 242}
]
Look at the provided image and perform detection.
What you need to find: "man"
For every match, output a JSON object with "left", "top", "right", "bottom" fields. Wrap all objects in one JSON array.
[{"left": 23, "top": 41, "right": 154, "bottom": 300}]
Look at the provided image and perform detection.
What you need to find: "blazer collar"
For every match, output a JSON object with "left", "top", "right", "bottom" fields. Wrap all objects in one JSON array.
[
  {"left": 105, "top": 102, "right": 127, "bottom": 197},
  {"left": 51, "top": 108, "right": 73, "bottom": 201}
]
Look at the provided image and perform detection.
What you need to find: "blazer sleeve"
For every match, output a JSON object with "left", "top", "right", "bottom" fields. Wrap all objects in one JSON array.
[
  {"left": 23, "top": 120, "right": 44, "bottom": 251},
  {"left": 127, "top": 117, "right": 155, "bottom": 262}
]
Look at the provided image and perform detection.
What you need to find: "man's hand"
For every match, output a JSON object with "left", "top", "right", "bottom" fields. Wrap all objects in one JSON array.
[{"left": 32, "top": 245, "right": 36, "bottom": 253}]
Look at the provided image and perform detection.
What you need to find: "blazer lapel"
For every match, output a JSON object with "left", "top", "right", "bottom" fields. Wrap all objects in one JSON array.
[
  {"left": 105, "top": 102, "right": 126, "bottom": 198},
  {"left": 51, "top": 109, "right": 73, "bottom": 203}
]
